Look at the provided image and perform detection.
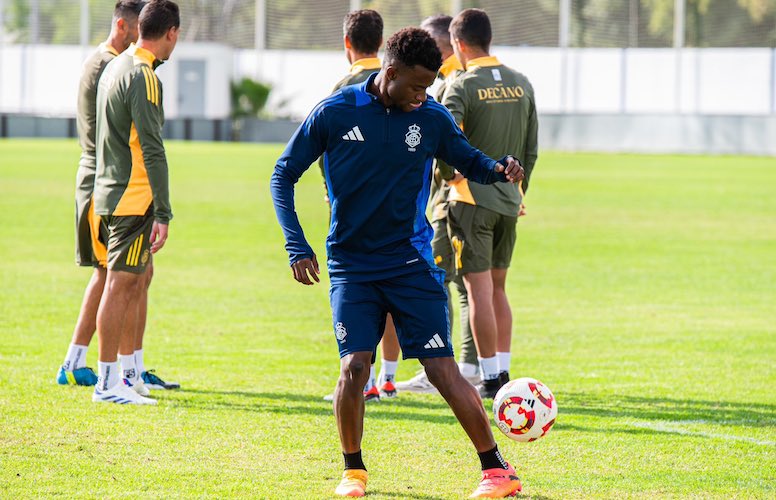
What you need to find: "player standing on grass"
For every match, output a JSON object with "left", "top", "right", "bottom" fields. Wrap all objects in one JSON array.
[
  {"left": 91, "top": 0, "right": 180, "bottom": 404},
  {"left": 271, "top": 27, "right": 524, "bottom": 498},
  {"left": 57, "top": 1, "right": 145, "bottom": 388},
  {"left": 57, "top": 0, "right": 176, "bottom": 393},
  {"left": 444, "top": 9, "right": 538, "bottom": 398},
  {"left": 318, "top": 10, "right": 401, "bottom": 402}
]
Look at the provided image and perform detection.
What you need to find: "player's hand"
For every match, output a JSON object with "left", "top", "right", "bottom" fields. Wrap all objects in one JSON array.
[
  {"left": 150, "top": 222, "right": 168, "bottom": 254},
  {"left": 495, "top": 156, "right": 524, "bottom": 183},
  {"left": 291, "top": 255, "right": 320, "bottom": 285},
  {"left": 448, "top": 172, "right": 464, "bottom": 184},
  {"left": 518, "top": 203, "right": 527, "bottom": 217}
]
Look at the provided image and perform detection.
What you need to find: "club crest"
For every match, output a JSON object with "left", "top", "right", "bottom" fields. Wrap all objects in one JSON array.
[{"left": 405, "top": 123, "right": 421, "bottom": 151}]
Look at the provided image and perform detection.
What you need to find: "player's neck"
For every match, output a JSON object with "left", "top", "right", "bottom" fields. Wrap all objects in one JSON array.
[
  {"left": 369, "top": 72, "right": 393, "bottom": 109},
  {"left": 461, "top": 49, "right": 489, "bottom": 68},
  {"left": 137, "top": 39, "right": 163, "bottom": 62},
  {"left": 105, "top": 32, "right": 127, "bottom": 53},
  {"left": 348, "top": 51, "right": 377, "bottom": 64}
]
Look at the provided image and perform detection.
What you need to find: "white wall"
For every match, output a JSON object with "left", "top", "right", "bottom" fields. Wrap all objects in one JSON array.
[
  {"left": 234, "top": 46, "right": 776, "bottom": 119},
  {"left": 1, "top": 44, "right": 774, "bottom": 120},
  {"left": 0, "top": 42, "right": 232, "bottom": 119}
]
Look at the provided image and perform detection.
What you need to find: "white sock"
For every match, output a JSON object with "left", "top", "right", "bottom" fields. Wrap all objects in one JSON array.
[
  {"left": 497, "top": 352, "right": 511, "bottom": 375},
  {"left": 119, "top": 354, "right": 139, "bottom": 382},
  {"left": 458, "top": 362, "right": 479, "bottom": 378},
  {"left": 379, "top": 360, "right": 398, "bottom": 384},
  {"left": 134, "top": 349, "right": 145, "bottom": 375},
  {"left": 363, "top": 364, "right": 376, "bottom": 391},
  {"left": 63, "top": 343, "right": 88, "bottom": 370},
  {"left": 97, "top": 361, "right": 120, "bottom": 391},
  {"left": 478, "top": 356, "right": 499, "bottom": 381}
]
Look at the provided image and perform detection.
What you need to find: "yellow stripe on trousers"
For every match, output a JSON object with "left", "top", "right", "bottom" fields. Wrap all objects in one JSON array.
[
  {"left": 132, "top": 234, "right": 144, "bottom": 266},
  {"left": 126, "top": 238, "right": 138, "bottom": 266}
]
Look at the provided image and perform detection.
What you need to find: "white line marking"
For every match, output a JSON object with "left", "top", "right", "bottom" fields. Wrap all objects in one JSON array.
[{"left": 627, "top": 421, "right": 775, "bottom": 446}]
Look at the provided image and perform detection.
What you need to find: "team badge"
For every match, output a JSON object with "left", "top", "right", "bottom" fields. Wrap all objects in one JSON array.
[
  {"left": 405, "top": 123, "right": 421, "bottom": 151},
  {"left": 335, "top": 322, "right": 348, "bottom": 343},
  {"left": 141, "top": 249, "right": 150, "bottom": 265}
]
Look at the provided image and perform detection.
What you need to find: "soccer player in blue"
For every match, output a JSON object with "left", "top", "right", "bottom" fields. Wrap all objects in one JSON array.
[{"left": 271, "top": 28, "right": 524, "bottom": 498}]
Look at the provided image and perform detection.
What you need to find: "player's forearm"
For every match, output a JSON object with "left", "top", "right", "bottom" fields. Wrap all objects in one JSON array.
[
  {"left": 270, "top": 168, "right": 315, "bottom": 264},
  {"left": 143, "top": 150, "right": 173, "bottom": 223}
]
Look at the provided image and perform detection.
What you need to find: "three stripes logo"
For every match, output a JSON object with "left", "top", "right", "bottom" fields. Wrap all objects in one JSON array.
[
  {"left": 342, "top": 126, "right": 365, "bottom": 142},
  {"left": 424, "top": 333, "right": 446, "bottom": 350},
  {"left": 126, "top": 234, "right": 145, "bottom": 267},
  {"left": 141, "top": 65, "right": 160, "bottom": 106}
]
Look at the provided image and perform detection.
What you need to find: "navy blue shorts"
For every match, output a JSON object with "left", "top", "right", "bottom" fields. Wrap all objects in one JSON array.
[{"left": 329, "top": 269, "right": 453, "bottom": 359}]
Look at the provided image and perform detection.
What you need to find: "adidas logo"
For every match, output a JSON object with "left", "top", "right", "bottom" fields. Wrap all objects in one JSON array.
[
  {"left": 424, "top": 333, "right": 446, "bottom": 349},
  {"left": 342, "top": 126, "right": 365, "bottom": 142}
]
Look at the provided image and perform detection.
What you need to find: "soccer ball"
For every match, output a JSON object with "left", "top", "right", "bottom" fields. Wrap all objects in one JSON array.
[{"left": 493, "top": 377, "right": 557, "bottom": 442}]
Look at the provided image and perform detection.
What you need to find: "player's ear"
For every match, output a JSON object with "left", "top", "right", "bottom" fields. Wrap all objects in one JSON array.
[
  {"left": 344, "top": 36, "right": 352, "bottom": 50},
  {"left": 385, "top": 66, "right": 397, "bottom": 81},
  {"left": 116, "top": 17, "right": 126, "bottom": 33}
]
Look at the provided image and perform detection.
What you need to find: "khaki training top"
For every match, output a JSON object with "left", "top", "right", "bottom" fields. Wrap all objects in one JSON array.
[
  {"left": 77, "top": 43, "right": 119, "bottom": 172},
  {"left": 429, "top": 54, "right": 464, "bottom": 223},
  {"left": 94, "top": 44, "right": 173, "bottom": 224},
  {"left": 442, "top": 56, "right": 538, "bottom": 217}
]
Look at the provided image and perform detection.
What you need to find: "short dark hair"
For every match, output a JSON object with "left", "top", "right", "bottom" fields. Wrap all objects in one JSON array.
[
  {"left": 420, "top": 14, "right": 453, "bottom": 52},
  {"left": 343, "top": 9, "right": 383, "bottom": 54},
  {"left": 139, "top": 0, "right": 180, "bottom": 40},
  {"left": 113, "top": 0, "right": 146, "bottom": 21},
  {"left": 450, "top": 8, "right": 492, "bottom": 51},
  {"left": 384, "top": 27, "right": 442, "bottom": 73}
]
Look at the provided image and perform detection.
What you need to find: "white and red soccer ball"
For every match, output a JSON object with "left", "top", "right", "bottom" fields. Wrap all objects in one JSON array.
[{"left": 493, "top": 377, "right": 557, "bottom": 442}]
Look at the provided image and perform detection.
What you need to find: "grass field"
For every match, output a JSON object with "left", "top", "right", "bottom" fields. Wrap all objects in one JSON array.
[{"left": 0, "top": 139, "right": 774, "bottom": 498}]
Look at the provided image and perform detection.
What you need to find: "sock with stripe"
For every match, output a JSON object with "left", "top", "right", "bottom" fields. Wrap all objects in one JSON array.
[
  {"left": 63, "top": 343, "right": 88, "bottom": 370},
  {"left": 97, "top": 361, "right": 120, "bottom": 391},
  {"left": 478, "top": 356, "right": 499, "bottom": 381}
]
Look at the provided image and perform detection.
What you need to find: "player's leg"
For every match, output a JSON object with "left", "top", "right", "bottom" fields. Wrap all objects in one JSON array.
[
  {"left": 491, "top": 214, "right": 517, "bottom": 383},
  {"left": 58, "top": 198, "right": 107, "bottom": 386},
  {"left": 330, "top": 281, "right": 384, "bottom": 496},
  {"left": 377, "top": 315, "right": 400, "bottom": 397},
  {"left": 453, "top": 275, "right": 480, "bottom": 383},
  {"left": 92, "top": 213, "right": 155, "bottom": 404},
  {"left": 491, "top": 268, "right": 511, "bottom": 381},
  {"left": 135, "top": 262, "right": 179, "bottom": 390},
  {"left": 388, "top": 271, "right": 521, "bottom": 498},
  {"left": 449, "top": 202, "right": 502, "bottom": 398}
]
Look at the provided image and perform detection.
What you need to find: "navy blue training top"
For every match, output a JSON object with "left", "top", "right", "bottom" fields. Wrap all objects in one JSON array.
[{"left": 270, "top": 72, "right": 509, "bottom": 284}]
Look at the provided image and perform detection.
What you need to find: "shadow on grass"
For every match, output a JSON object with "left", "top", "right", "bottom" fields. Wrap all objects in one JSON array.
[
  {"left": 558, "top": 392, "right": 776, "bottom": 427},
  {"left": 170, "top": 389, "right": 458, "bottom": 425}
]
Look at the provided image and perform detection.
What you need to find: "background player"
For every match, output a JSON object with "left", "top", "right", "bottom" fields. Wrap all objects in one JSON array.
[
  {"left": 91, "top": 0, "right": 179, "bottom": 404},
  {"left": 444, "top": 9, "right": 539, "bottom": 398},
  {"left": 57, "top": 0, "right": 146, "bottom": 387}
]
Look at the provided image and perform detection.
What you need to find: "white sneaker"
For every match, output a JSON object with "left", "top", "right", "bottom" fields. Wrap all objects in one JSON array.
[
  {"left": 394, "top": 370, "right": 439, "bottom": 394},
  {"left": 126, "top": 378, "right": 151, "bottom": 397},
  {"left": 92, "top": 380, "right": 157, "bottom": 405}
]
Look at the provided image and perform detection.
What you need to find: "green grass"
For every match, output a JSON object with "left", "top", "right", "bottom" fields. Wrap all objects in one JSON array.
[{"left": 1, "top": 139, "right": 774, "bottom": 498}]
